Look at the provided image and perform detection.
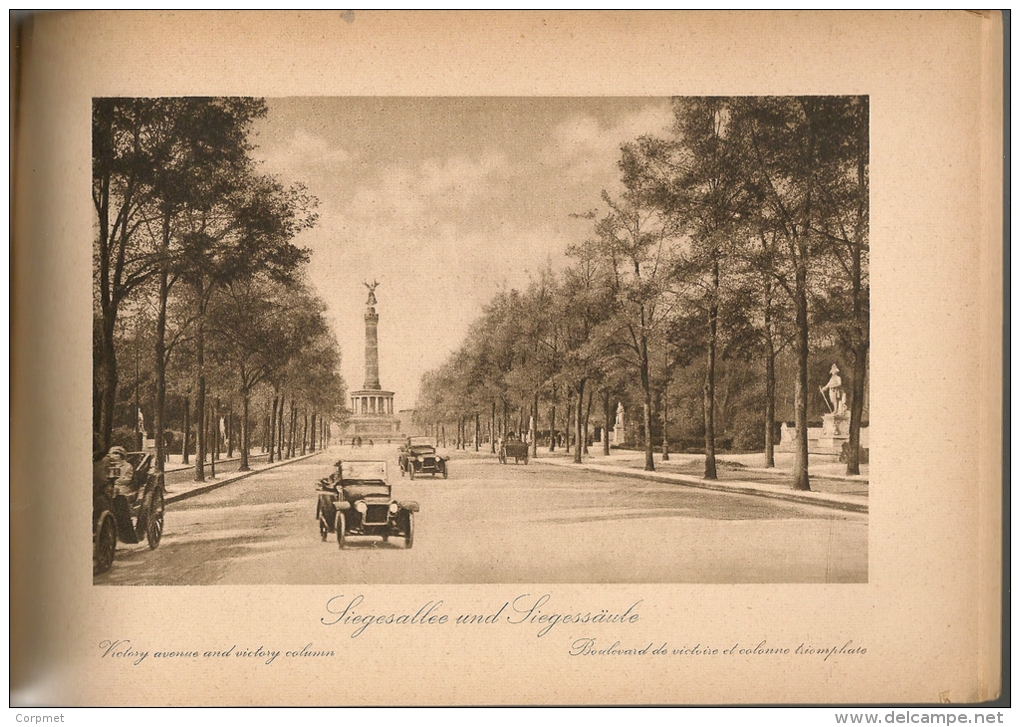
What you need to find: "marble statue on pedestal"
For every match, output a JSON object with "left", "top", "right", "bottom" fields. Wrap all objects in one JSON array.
[{"left": 820, "top": 364, "right": 847, "bottom": 416}]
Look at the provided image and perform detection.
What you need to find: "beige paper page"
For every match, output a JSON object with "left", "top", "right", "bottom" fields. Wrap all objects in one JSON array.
[{"left": 11, "top": 10, "right": 1002, "bottom": 705}]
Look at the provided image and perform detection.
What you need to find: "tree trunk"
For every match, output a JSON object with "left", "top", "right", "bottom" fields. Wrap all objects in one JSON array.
[
  {"left": 277, "top": 393, "right": 286, "bottom": 460},
  {"left": 549, "top": 386, "right": 557, "bottom": 453},
  {"left": 286, "top": 399, "right": 292, "bottom": 457},
  {"left": 289, "top": 401, "right": 297, "bottom": 458},
  {"left": 530, "top": 395, "right": 538, "bottom": 457},
  {"left": 153, "top": 262, "right": 168, "bottom": 473},
  {"left": 582, "top": 386, "right": 593, "bottom": 456},
  {"left": 846, "top": 103, "right": 869, "bottom": 476},
  {"left": 640, "top": 335, "right": 654, "bottom": 472},
  {"left": 764, "top": 286, "right": 777, "bottom": 468},
  {"left": 703, "top": 258, "right": 719, "bottom": 479},
  {"left": 475, "top": 412, "right": 481, "bottom": 451},
  {"left": 573, "top": 379, "right": 586, "bottom": 463},
  {"left": 301, "top": 411, "right": 308, "bottom": 456},
  {"left": 310, "top": 412, "right": 317, "bottom": 452},
  {"left": 603, "top": 389, "right": 611, "bottom": 456},
  {"left": 182, "top": 396, "right": 191, "bottom": 465},
  {"left": 847, "top": 343, "right": 868, "bottom": 475},
  {"left": 792, "top": 257, "right": 811, "bottom": 491},
  {"left": 490, "top": 401, "right": 497, "bottom": 453},
  {"left": 268, "top": 395, "right": 278, "bottom": 463},
  {"left": 565, "top": 391, "right": 573, "bottom": 455},
  {"left": 208, "top": 397, "right": 216, "bottom": 479},
  {"left": 98, "top": 312, "right": 119, "bottom": 454},
  {"left": 227, "top": 405, "right": 234, "bottom": 458},
  {"left": 764, "top": 351, "right": 777, "bottom": 470},
  {"left": 194, "top": 310, "right": 207, "bottom": 482},
  {"left": 237, "top": 393, "right": 249, "bottom": 466},
  {"left": 214, "top": 397, "right": 221, "bottom": 460},
  {"left": 661, "top": 390, "right": 670, "bottom": 461}
]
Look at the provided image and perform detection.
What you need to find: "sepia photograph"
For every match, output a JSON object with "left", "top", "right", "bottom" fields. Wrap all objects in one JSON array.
[
  {"left": 91, "top": 96, "right": 869, "bottom": 585},
  {"left": 13, "top": 11, "right": 1001, "bottom": 707}
]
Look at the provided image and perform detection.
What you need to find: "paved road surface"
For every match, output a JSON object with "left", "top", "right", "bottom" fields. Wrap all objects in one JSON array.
[{"left": 95, "top": 443, "right": 867, "bottom": 585}]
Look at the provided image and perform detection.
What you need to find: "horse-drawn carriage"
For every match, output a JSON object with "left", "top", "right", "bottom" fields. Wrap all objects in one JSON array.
[{"left": 92, "top": 451, "right": 166, "bottom": 575}]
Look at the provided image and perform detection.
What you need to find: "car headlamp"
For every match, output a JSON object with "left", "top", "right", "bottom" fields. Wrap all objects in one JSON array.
[
  {"left": 389, "top": 503, "right": 399, "bottom": 514},
  {"left": 354, "top": 500, "right": 368, "bottom": 514}
]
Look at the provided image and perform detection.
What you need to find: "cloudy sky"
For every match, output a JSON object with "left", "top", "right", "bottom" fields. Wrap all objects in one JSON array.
[{"left": 251, "top": 97, "right": 674, "bottom": 411}]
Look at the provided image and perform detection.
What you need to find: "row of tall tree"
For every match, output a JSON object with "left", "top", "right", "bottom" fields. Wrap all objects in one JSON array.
[
  {"left": 415, "top": 96, "right": 869, "bottom": 491},
  {"left": 93, "top": 97, "right": 346, "bottom": 477}
]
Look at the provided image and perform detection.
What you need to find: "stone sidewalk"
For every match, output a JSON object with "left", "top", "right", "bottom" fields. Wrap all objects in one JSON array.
[
  {"left": 451, "top": 446, "right": 868, "bottom": 514},
  {"left": 160, "top": 451, "right": 326, "bottom": 504}
]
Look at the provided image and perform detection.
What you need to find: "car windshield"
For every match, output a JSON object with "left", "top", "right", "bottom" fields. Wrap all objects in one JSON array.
[
  {"left": 410, "top": 445, "right": 435, "bottom": 453},
  {"left": 341, "top": 461, "right": 386, "bottom": 481},
  {"left": 342, "top": 483, "right": 391, "bottom": 500}
]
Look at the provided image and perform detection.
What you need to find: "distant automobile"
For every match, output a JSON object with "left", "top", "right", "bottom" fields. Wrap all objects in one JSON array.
[
  {"left": 498, "top": 439, "right": 529, "bottom": 465},
  {"left": 315, "top": 460, "right": 417, "bottom": 549},
  {"left": 398, "top": 437, "right": 448, "bottom": 479}
]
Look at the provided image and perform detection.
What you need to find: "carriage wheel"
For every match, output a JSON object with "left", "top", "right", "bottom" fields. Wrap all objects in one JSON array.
[
  {"left": 336, "top": 512, "right": 347, "bottom": 549},
  {"left": 93, "top": 515, "right": 117, "bottom": 575},
  {"left": 403, "top": 511, "right": 414, "bottom": 549},
  {"left": 146, "top": 489, "right": 164, "bottom": 550}
]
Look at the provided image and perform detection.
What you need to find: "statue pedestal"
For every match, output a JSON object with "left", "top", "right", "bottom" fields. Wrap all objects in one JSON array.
[
  {"left": 817, "top": 412, "right": 850, "bottom": 452},
  {"left": 612, "top": 425, "right": 626, "bottom": 446}
]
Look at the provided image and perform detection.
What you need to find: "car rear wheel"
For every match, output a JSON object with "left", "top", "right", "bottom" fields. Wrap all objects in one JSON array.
[
  {"left": 403, "top": 511, "right": 414, "bottom": 549},
  {"left": 146, "top": 489, "right": 164, "bottom": 549},
  {"left": 93, "top": 514, "right": 117, "bottom": 575},
  {"left": 336, "top": 512, "right": 347, "bottom": 549}
]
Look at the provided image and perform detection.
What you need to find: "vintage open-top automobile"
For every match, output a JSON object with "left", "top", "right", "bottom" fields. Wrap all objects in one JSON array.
[
  {"left": 93, "top": 451, "right": 166, "bottom": 575},
  {"left": 315, "top": 460, "right": 417, "bottom": 549},
  {"left": 398, "top": 436, "right": 448, "bottom": 479}
]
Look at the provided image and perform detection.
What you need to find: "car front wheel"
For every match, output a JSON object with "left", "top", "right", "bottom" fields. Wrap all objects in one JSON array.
[
  {"left": 336, "top": 512, "right": 347, "bottom": 549},
  {"left": 403, "top": 511, "right": 414, "bottom": 549}
]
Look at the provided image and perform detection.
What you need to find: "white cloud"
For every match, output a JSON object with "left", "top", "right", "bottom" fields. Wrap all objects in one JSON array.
[
  {"left": 541, "top": 103, "right": 675, "bottom": 185},
  {"left": 257, "top": 128, "right": 352, "bottom": 177},
  {"left": 346, "top": 151, "right": 509, "bottom": 223}
]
